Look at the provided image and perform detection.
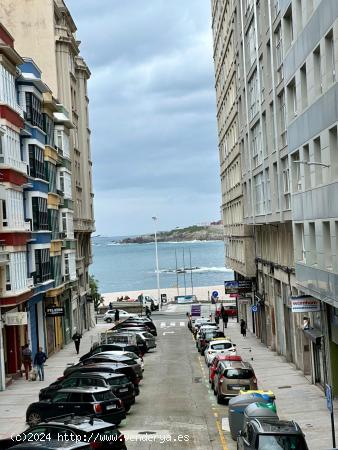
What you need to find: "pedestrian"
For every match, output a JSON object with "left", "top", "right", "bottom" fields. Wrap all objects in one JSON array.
[
  {"left": 223, "top": 312, "right": 229, "bottom": 328},
  {"left": 109, "top": 301, "right": 113, "bottom": 310},
  {"left": 187, "top": 313, "right": 192, "bottom": 331},
  {"left": 215, "top": 308, "right": 220, "bottom": 325},
  {"left": 22, "top": 343, "right": 32, "bottom": 380},
  {"left": 145, "top": 305, "right": 151, "bottom": 318},
  {"left": 114, "top": 309, "right": 120, "bottom": 322},
  {"left": 240, "top": 319, "right": 247, "bottom": 337},
  {"left": 33, "top": 347, "right": 47, "bottom": 381},
  {"left": 72, "top": 330, "right": 82, "bottom": 354},
  {"left": 220, "top": 304, "right": 225, "bottom": 318}
]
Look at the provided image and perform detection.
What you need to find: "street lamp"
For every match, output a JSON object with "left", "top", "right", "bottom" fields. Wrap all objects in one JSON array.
[{"left": 152, "top": 216, "right": 161, "bottom": 311}]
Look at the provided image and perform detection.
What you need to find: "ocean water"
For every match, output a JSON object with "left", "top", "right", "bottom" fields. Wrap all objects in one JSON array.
[{"left": 91, "top": 236, "right": 234, "bottom": 293}]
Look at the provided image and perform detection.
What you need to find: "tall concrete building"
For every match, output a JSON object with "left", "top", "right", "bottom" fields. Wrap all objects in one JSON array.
[
  {"left": 211, "top": 0, "right": 338, "bottom": 394},
  {"left": 0, "top": 0, "right": 95, "bottom": 332}
]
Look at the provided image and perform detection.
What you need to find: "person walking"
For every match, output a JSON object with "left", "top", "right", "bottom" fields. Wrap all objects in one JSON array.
[
  {"left": 145, "top": 305, "right": 151, "bottom": 318},
  {"left": 240, "top": 319, "right": 247, "bottom": 337},
  {"left": 223, "top": 311, "right": 229, "bottom": 328},
  {"left": 33, "top": 347, "right": 47, "bottom": 381},
  {"left": 109, "top": 302, "right": 113, "bottom": 310},
  {"left": 22, "top": 344, "right": 32, "bottom": 380},
  {"left": 215, "top": 308, "right": 220, "bottom": 325},
  {"left": 72, "top": 330, "right": 82, "bottom": 354},
  {"left": 114, "top": 309, "right": 120, "bottom": 322}
]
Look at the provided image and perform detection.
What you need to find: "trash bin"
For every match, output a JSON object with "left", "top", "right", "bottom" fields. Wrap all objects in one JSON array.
[
  {"left": 243, "top": 402, "right": 279, "bottom": 429},
  {"left": 228, "top": 392, "right": 276, "bottom": 440}
]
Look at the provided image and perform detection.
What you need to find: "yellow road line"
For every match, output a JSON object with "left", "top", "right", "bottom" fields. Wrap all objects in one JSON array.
[{"left": 216, "top": 418, "right": 228, "bottom": 450}]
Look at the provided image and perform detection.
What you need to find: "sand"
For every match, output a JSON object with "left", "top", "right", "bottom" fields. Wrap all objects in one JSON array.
[{"left": 101, "top": 284, "right": 234, "bottom": 305}]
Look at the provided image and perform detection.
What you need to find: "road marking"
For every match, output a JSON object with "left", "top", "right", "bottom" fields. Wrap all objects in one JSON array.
[
  {"left": 221, "top": 418, "right": 230, "bottom": 432},
  {"left": 180, "top": 322, "right": 185, "bottom": 327},
  {"left": 162, "top": 331, "right": 175, "bottom": 336},
  {"left": 160, "top": 322, "right": 166, "bottom": 328},
  {"left": 216, "top": 418, "right": 229, "bottom": 450},
  {"left": 170, "top": 322, "right": 175, "bottom": 327}
]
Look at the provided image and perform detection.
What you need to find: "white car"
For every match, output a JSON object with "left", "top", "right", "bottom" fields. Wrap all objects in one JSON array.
[
  {"left": 204, "top": 339, "right": 237, "bottom": 366},
  {"left": 103, "top": 309, "right": 138, "bottom": 323},
  {"left": 196, "top": 324, "right": 219, "bottom": 340},
  {"left": 94, "top": 350, "right": 144, "bottom": 371}
]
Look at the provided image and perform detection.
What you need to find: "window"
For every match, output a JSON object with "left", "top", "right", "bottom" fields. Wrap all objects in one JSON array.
[
  {"left": 51, "top": 255, "right": 62, "bottom": 287},
  {"left": 300, "top": 64, "right": 308, "bottom": 110},
  {"left": 0, "top": 66, "right": 17, "bottom": 110},
  {"left": 252, "top": 121, "right": 262, "bottom": 168},
  {"left": 329, "top": 126, "right": 338, "bottom": 181},
  {"left": 325, "top": 30, "right": 335, "bottom": 85},
  {"left": 282, "top": 157, "right": 291, "bottom": 209},
  {"left": 254, "top": 172, "right": 265, "bottom": 215},
  {"left": 46, "top": 162, "right": 57, "bottom": 193},
  {"left": 48, "top": 209, "right": 59, "bottom": 240},
  {"left": 43, "top": 114, "right": 55, "bottom": 147},
  {"left": 248, "top": 71, "right": 259, "bottom": 120},
  {"left": 314, "top": 136, "right": 323, "bottom": 185},
  {"left": 273, "top": 162, "right": 280, "bottom": 209},
  {"left": 64, "top": 253, "right": 70, "bottom": 277},
  {"left": 295, "top": 0, "right": 303, "bottom": 35},
  {"left": 313, "top": 45, "right": 322, "bottom": 97},
  {"left": 29, "top": 145, "right": 46, "bottom": 180},
  {"left": 309, "top": 222, "right": 317, "bottom": 265},
  {"left": 287, "top": 78, "right": 297, "bottom": 120},
  {"left": 5, "top": 264, "right": 11, "bottom": 291},
  {"left": 52, "top": 393, "right": 69, "bottom": 403},
  {"left": 303, "top": 144, "right": 311, "bottom": 189},
  {"left": 32, "top": 197, "right": 48, "bottom": 231},
  {"left": 283, "top": 4, "right": 294, "bottom": 50},
  {"left": 323, "top": 221, "right": 332, "bottom": 269},
  {"left": 246, "top": 19, "right": 256, "bottom": 68},
  {"left": 35, "top": 249, "right": 51, "bottom": 283},
  {"left": 275, "top": 25, "right": 283, "bottom": 83},
  {"left": 279, "top": 90, "right": 287, "bottom": 147},
  {"left": 1, "top": 199, "right": 7, "bottom": 228},
  {"left": 265, "top": 168, "right": 271, "bottom": 212},
  {"left": 262, "top": 112, "right": 268, "bottom": 157},
  {"left": 62, "top": 378, "right": 78, "bottom": 388},
  {"left": 291, "top": 151, "right": 301, "bottom": 192},
  {"left": 295, "top": 223, "right": 306, "bottom": 262},
  {"left": 25, "top": 92, "right": 43, "bottom": 129}
]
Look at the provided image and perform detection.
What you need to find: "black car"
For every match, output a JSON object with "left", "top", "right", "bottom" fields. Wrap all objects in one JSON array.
[
  {"left": 60, "top": 363, "right": 140, "bottom": 396},
  {"left": 9, "top": 442, "right": 91, "bottom": 450},
  {"left": 114, "top": 330, "right": 156, "bottom": 351},
  {"left": 81, "top": 343, "right": 141, "bottom": 361},
  {"left": 118, "top": 319, "right": 157, "bottom": 336},
  {"left": 0, "top": 416, "right": 126, "bottom": 450},
  {"left": 39, "top": 372, "right": 135, "bottom": 411},
  {"left": 84, "top": 354, "right": 143, "bottom": 380},
  {"left": 109, "top": 332, "right": 148, "bottom": 354},
  {"left": 237, "top": 419, "right": 309, "bottom": 450},
  {"left": 26, "top": 387, "right": 126, "bottom": 427}
]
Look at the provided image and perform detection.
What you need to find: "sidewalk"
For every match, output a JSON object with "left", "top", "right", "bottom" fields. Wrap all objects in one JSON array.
[
  {"left": 0, "top": 322, "right": 111, "bottom": 439},
  {"left": 224, "top": 318, "right": 337, "bottom": 450}
]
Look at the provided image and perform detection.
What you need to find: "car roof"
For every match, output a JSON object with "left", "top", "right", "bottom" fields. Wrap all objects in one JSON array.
[
  {"left": 219, "top": 360, "right": 252, "bottom": 369},
  {"left": 252, "top": 419, "right": 302, "bottom": 434},
  {"left": 209, "top": 339, "right": 232, "bottom": 344},
  {"left": 68, "top": 372, "right": 125, "bottom": 380},
  {"left": 57, "top": 387, "right": 109, "bottom": 394},
  {"left": 40, "top": 416, "right": 117, "bottom": 432},
  {"left": 73, "top": 362, "right": 128, "bottom": 370}
]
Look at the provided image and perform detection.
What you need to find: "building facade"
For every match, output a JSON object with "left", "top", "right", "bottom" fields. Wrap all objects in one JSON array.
[
  {"left": 211, "top": 0, "right": 338, "bottom": 394},
  {"left": 0, "top": 0, "right": 95, "bottom": 333}
]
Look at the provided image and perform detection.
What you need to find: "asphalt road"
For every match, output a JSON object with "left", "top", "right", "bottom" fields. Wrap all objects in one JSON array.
[{"left": 122, "top": 307, "right": 235, "bottom": 450}]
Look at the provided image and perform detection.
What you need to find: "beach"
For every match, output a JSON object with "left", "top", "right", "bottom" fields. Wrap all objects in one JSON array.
[{"left": 102, "top": 284, "right": 231, "bottom": 304}]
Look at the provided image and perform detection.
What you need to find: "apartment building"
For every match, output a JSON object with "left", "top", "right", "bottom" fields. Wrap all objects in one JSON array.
[
  {"left": 211, "top": 0, "right": 338, "bottom": 394},
  {"left": 0, "top": 0, "right": 95, "bottom": 333}
]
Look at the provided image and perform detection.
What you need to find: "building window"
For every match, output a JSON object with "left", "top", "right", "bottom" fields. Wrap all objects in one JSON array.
[
  {"left": 43, "top": 113, "right": 55, "bottom": 147},
  {"left": 35, "top": 248, "right": 51, "bottom": 283},
  {"left": 45, "top": 161, "right": 57, "bottom": 193},
  {"left": 32, "top": 197, "right": 48, "bottom": 231},
  {"left": 248, "top": 70, "right": 259, "bottom": 121},
  {"left": 283, "top": 4, "right": 294, "bottom": 50},
  {"left": 295, "top": 223, "right": 306, "bottom": 262},
  {"left": 51, "top": 255, "right": 62, "bottom": 287},
  {"left": 282, "top": 157, "right": 291, "bottom": 210},
  {"left": 279, "top": 90, "right": 287, "bottom": 147},
  {"left": 254, "top": 172, "right": 265, "bottom": 215},
  {"left": 273, "top": 161, "right": 280, "bottom": 209},
  {"left": 48, "top": 208, "right": 59, "bottom": 240},
  {"left": 325, "top": 30, "right": 335, "bottom": 85},
  {"left": 252, "top": 121, "right": 262, "bottom": 168},
  {"left": 314, "top": 136, "right": 323, "bottom": 185},
  {"left": 308, "top": 222, "right": 317, "bottom": 265},
  {"left": 295, "top": 0, "right": 303, "bottom": 35},
  {"left": 291, "top": 150, "right": 301, "bottom": 192},
  {"left": 303, "top": 144, "right": 311, "bottom": 190},
  {"left": 300, "top": 64, "right": 308, "bottom": 110},
  {"left": 323, "top": 221, "right": 332, "bottom": 269},
  {"left": 329, "top": 126, "right": 338, "bottom": 181},
  {"left": 1, "top": 199, "right": 7, "bottom": 228},
  {"left": 313, "top": 45, "right": 322, "bottom": 97},
  {"left": 25, "top": 92, "right": 43, "bottom": 129},
  {"left": 246, "top": 19, "right": 256, "bottom": 69},
  {"left": 5, "top": 264, "right": 11, "bottom": 291},
  {"left": 287, "top": 78, "right": 297, "bottom": 120},
  {"left": 29, "top": 145, "right": 46, "bottom": 180},
  {"left": 275, "top": 25, "right": 283, "bottom": 83},
  {"left": 265, "top": 168, "right": 271, "bottom": 212}
]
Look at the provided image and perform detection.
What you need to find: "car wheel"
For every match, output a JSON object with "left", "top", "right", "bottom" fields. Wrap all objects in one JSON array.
[
  {"left": 27, "top": 411, "right": 42, "bottom": 426},
  {"left": 106, "top": 318, "right": 112, "bottom": 323}
]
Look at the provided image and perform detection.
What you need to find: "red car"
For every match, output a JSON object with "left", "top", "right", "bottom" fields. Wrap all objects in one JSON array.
[
  {"left": 209, "top": 354, "right": 242, "bottom": 388},
  {"left": 216, "top": 304, "right": 238, "bottom": 317}
]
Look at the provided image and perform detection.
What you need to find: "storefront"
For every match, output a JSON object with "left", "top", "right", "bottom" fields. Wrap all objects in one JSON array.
[
  {"left": 2, "top": 306, "right": 28, "bottom": 375},
  {"left": 44, "top": 295, "right": 64, "bottom": 355}
]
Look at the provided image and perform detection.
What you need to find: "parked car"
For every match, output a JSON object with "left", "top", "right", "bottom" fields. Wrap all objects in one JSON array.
[
  {"left": 9, "top": 442, "right": 91, "bottom": 450},
  {"left": 237, "top": 419, "right": 309, "bottom": 449},
  {"left": 61, "top": 363, "right": 140, "bottom": 395},
  {"left": 103, "top": 309, "right": 138, "bottom": 323},
  {"left": 204, "top": 339, "right": 237, "bottom": 365},
  {"left": 115, "top": 330, "right": 156, "bottom": 351},
  {"left": 0, "top": 415, "right": 126, "bottom": 450},
  {"left": 39, "top": 371, "right": 135, "bottom": 411},
  {"left": 90, "top": 351, "right": 144, "bottom": 373},
  {"left": 196, "top": 330, "right": 225, "bottom": 355},
  {"left": 113, "top": 322, "right": 155, "bottom": 336},
  {"left": 217, "top": 303, "right": 238, "bottom": 317},
  {"left": 80, "top": 343, "right": 141, "bottom": 361},
  {"left": 121, "top": 318, "right": 157, "bottom": 336},
  {"left": 213, "top": 359, "right": 257, "bottom": 404},
  {"left": 209, "top": 355, "right": 242, "bottom": 389},
  {"left": 26, "top": 387, "right": 126, "bottom": 427},
  {"left": 83, "top": 354, "right": 143, "bottom": 381},
  {"left": 109, "top": 332, "right": 149, "bottom": 355}
]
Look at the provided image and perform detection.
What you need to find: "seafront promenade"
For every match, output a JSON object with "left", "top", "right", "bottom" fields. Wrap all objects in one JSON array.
[{"left": 101, "top": 284, "right": 227, "bottom": 304}]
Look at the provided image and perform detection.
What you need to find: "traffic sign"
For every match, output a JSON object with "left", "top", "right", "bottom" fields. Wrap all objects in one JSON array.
[
  {"left": 212, "top": 291, "right": 219, "bottom": 298},
  {"left": 251, "top": 305, "right": 258, "bottom": 313},
  {"left": 191, "top": 304, "right": 201, "bottom": 317}
]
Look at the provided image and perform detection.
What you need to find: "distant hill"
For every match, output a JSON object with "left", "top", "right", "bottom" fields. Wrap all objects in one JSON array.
[{"left": 119, "top": 222, "right": 224, "bottom": 244}]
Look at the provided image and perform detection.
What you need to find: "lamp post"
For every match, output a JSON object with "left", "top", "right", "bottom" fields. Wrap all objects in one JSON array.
[{"left": 152, "top": 216, "right": 161, "bottom": 311}]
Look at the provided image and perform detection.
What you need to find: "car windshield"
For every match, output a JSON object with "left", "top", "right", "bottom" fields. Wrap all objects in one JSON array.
[
  {"left": 258, "top": 435, "right": 307, "bottom": 450},
  {"left": 93, "top": 391, "right": 115, "bottom": 401},
  {"left": 211, "top": 343, "right": 232, "bottom": 350},
  {"left": 224, "top": 368, "right": 253, "bottom": 379},
  {"left": 204, "top": 332, "right": 218, "bottom": 339},
  {"left": 108, "top": 376, "right": 130, "bottom": 386}
]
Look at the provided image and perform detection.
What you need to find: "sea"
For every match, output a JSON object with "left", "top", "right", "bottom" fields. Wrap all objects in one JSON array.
[{"left": 91, "top": 236, "right": 234, "bottom": 293}]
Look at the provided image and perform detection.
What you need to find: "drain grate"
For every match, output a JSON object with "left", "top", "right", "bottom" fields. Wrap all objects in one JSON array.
[
  {"left": 194, "top": 377, "right": 202, "bottom": 383},
  {"left": 278, "top": 385, "right": 292, "bottom": 389}
]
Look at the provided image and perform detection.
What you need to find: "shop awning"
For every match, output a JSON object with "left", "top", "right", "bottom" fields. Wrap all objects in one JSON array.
[{"left": 303, "top": 328, "right": 322, "bottom": 345}]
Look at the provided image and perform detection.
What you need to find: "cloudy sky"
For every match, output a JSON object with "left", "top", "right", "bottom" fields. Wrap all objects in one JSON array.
[{"left": 67, "top": 0, "right": 220, "bottom": 236}]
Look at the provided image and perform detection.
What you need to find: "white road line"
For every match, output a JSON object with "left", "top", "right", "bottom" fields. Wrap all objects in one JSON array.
[
  {"left": 180, "top": 322, "right": 185, "bottom": 327},
  {"left": 170, "top": 322, "right": 176, "bottom": 327},
  {"left": 221, "top": 417, "right": 230, "bottom": 432},
  {"left": 160, "top": 322, "right": 166, "bottom": 328}
]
